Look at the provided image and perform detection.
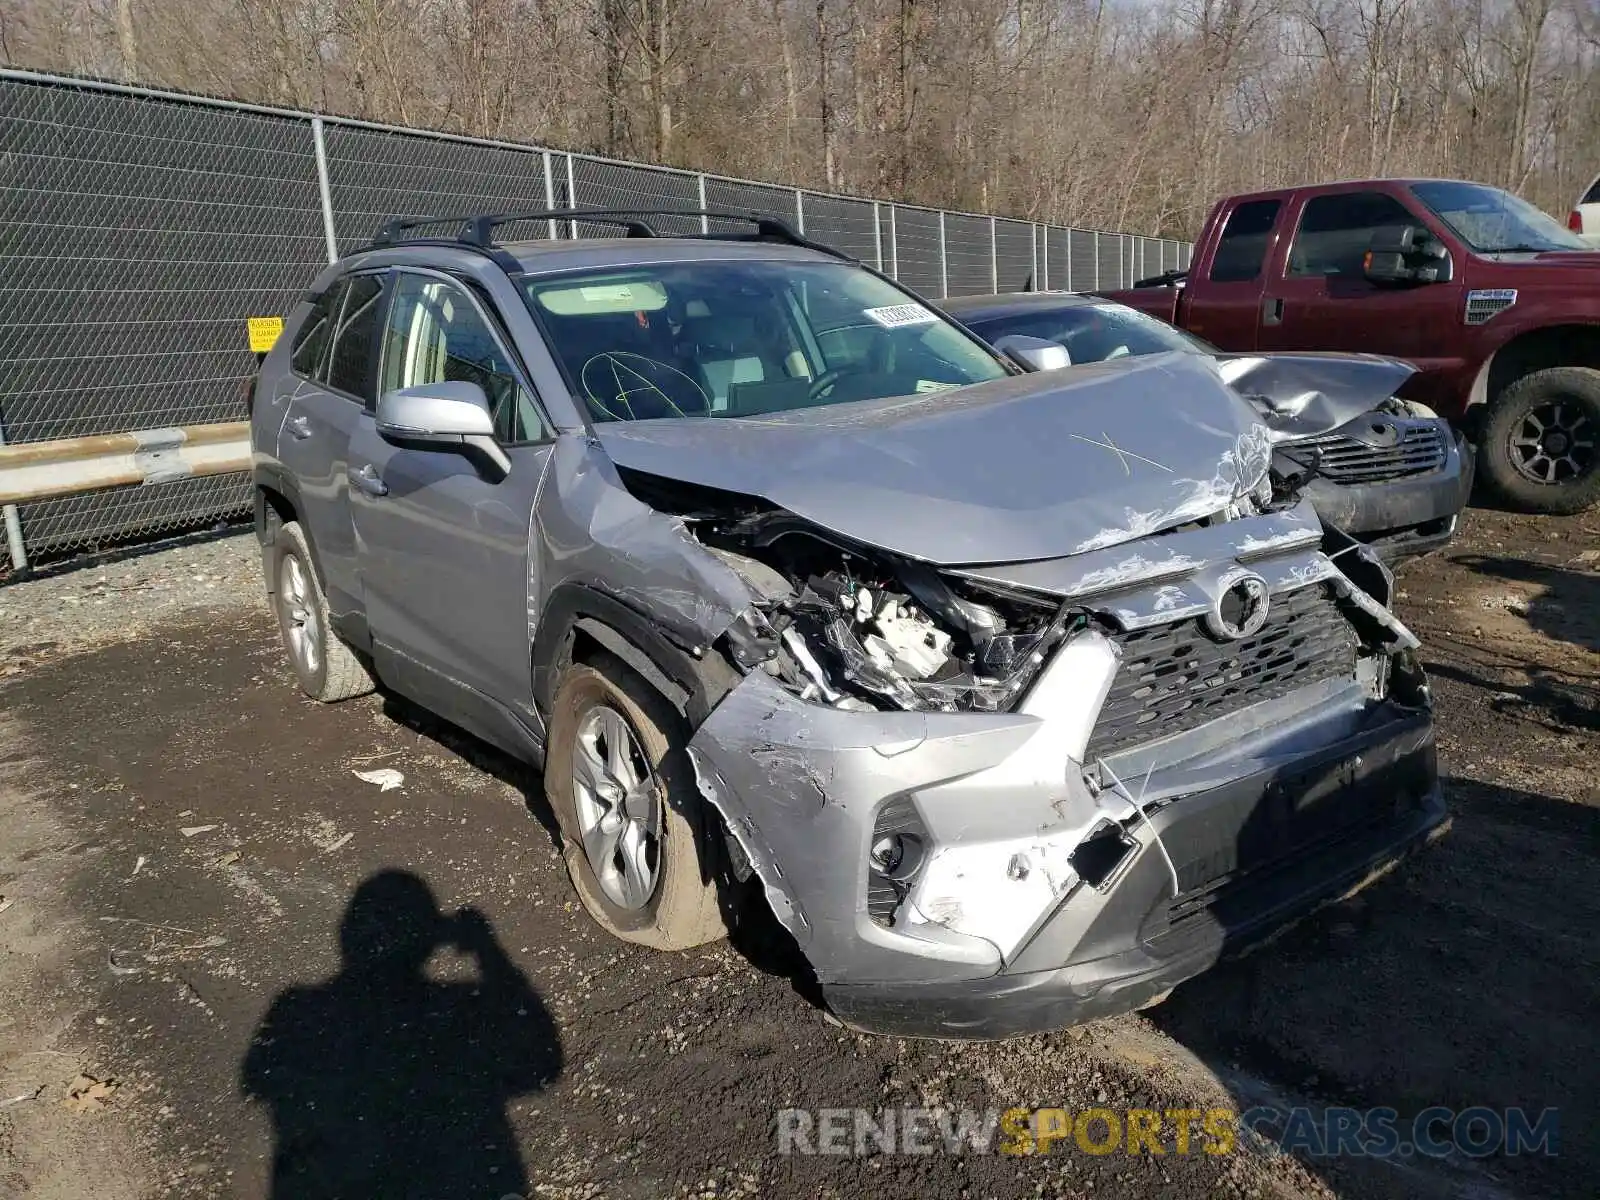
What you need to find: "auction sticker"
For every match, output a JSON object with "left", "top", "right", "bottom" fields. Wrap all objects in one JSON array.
[{"left": 863, "top": 303, "right": 939, "bottom": 329}]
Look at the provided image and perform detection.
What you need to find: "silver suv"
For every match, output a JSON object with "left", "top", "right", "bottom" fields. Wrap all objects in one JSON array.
[{"left": 251, "top": 209, "right": 1447, "bottom": 1038}]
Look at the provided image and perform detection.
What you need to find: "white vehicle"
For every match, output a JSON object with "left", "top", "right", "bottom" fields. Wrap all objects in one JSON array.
[{"left": 1570, "top": 171, "right": 1600, "bottom": 247}]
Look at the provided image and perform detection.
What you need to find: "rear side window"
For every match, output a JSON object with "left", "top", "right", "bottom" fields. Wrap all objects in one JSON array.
[
  {"left": 1585, "top": 177, "right": 1600, "bottom": 205},
  {"left": 289, "top": 283, "right": 343, "bottom": 379},
  {"left": 1208, "top": 200, "right": 1280, "bottom": 283},
  {"left": 326, "top": 274, "right": 385, "bottom": 400},
  {"left": 1289, "top": 192, "right": 1416, "bottom": 277}
]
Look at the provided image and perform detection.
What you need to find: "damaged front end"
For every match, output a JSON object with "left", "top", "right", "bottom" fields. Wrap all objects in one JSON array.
[{"left": 590, "top": 356, "right": 1446, "bottom": 1038}]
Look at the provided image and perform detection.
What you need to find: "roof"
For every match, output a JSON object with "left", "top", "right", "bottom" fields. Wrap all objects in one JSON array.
[{"left": 501, "top": 236, "right": 836, "bottom": 276}]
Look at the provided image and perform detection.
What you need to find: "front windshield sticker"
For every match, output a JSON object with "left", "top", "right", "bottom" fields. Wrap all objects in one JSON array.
[
  {"left": 915, "top": 379, "right": 958, "bottom": 393},
  {"left": 863, "top": 303, "right": 939, "bottom": 329}
]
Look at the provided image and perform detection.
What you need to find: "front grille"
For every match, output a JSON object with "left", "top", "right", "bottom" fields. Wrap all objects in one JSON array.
[
  {"left": 1084, "top": 584, "right": 1358, "bottom": 761},
  {"left": 1293, "top": 424, "right": 1447, "bottom": 482}
]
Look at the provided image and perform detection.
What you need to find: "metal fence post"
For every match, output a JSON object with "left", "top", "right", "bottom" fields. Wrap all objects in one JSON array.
[
  {"left": 989, "top": 216, "right": 998, "bottom": 293},
  {"left": 542, "top": 152, "right": 557, "bottom": 238},
  {"left": 310, "top": 117, "right": 338, "bottom": 263},
  {"left": 938, "top": 211, "right": 948, "bottom": 297},
  {"left": 1093, "top": 231, "right": 1101, "bottom": 289},
  {"left": 872, "top": 202, "right": 883, "bottom": 271},
  {"left": 794, "top": 188, "right": 805, "bottom": 234},
  {"left": 888, "top": 205, "right": 899, "bottom": 279},
  {"left": 0, "top": 420, "right": 26, "bottom": 573},
  {"left": 1065, "top": 230, "right": 1073, "bottom": 291},
  {"left": 1032, "top": 224, "right": 1041, "bottom": 291},
  {"left": 565, "top": 154, "right": 578, "bottom": 238},
  {"left": 698, "top": 175, "right": 709, "bottom": 234}
]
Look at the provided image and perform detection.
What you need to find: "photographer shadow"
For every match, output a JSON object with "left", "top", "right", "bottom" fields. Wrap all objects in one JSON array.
[{"left": 242, "top": 870, "right": 562, "bottom": 1199}]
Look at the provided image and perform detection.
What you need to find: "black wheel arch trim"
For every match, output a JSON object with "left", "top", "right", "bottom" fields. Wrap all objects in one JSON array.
[{"left": 531, "top": 583, "right": 740, "bottom": 729}]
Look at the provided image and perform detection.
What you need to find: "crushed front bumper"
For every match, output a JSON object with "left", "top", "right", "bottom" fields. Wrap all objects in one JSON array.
[
  {"left": 687, "top": 662, "right": 1444, "bottom": 1039},
  {"left": 1295, "top": 429, "right": 1474, "bottom": 561}
]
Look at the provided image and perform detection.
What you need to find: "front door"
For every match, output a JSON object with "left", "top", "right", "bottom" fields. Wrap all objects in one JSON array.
[
  {"left": 347, "top": 270, "right": 554, "bottom": 726},
  {"left": 1255, "top": 189, "right": 1466, "bottom": 379}
]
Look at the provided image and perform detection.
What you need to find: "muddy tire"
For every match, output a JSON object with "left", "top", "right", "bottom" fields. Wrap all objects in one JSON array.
[
  {"left": 265, "top": 521, "right": 375, "bottom": 702},
  {"left": 544, "top": 652, "right": 726, "bottom": 950},
  {"left": 1479, "top": 367, "right": 1600, "bottom": 515}
]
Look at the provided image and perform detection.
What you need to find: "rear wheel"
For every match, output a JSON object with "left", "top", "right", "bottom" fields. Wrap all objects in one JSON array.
[
  {"left": 544, "top": 652, "right": 726, "bottom": 950},
  {"left": 1480, "top": 367, "right": 1600, "bottom": 514},
  {"left": 266, "top": 521, "right": 374, "bottom": 702}
]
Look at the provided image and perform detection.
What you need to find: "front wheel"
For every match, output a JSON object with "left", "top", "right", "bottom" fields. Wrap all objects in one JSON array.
[
  {"left": 544, "top": 652, "right": 726, "bottom": 950},
  {"left": 1479, "top": 367, "right": 1600, "bottom": 514}
]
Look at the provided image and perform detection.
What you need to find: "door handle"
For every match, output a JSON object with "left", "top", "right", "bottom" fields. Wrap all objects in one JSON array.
[
  {"left": 350, "top": 464, "right": 388, "bottom": 497},
  {"left": 286, "top": 415, "right": 312, "bottom": 440},
  {"left": 1262, "top": 297, "right": 1285, "bottom": 326}
]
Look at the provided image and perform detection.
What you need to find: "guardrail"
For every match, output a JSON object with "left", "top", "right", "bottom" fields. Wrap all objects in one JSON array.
[{"left": 0, "top": 422, "right": 251, "bottom": 570}]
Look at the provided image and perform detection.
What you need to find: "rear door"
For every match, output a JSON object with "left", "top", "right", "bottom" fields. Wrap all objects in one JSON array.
[
  {"left": 1255, "top": 189, "right": 1464, "bottom": 371},
  {"left": 347, "top": 269, "right": 554, "bottom": 723},
  {"left": 1181, "top": 197, "right": 1283, "bottom": 349},
  {"left": 275, "top": 272, "right": 386, "bottom": 617}
]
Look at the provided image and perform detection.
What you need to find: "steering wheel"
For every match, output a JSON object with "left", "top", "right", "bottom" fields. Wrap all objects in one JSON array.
[
  {"left": 806, "top": 365, "right": 871, "bottom": 402},
  {"left": 580, "top": 351, "right": 709, "bottom": 421}
]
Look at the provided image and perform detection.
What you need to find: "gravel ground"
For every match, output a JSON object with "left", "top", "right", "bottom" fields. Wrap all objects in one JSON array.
[{"left": 0, "top": 509, "right": 1594, "bottom": 1199}]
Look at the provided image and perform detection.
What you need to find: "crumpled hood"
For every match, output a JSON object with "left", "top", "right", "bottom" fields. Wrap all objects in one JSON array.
[
  {"left": 596, "top": 352, "right": 1274, "bottom": 566},
  {"left": 1213, "top": 351, "right": 1418, "bottom": 440}
]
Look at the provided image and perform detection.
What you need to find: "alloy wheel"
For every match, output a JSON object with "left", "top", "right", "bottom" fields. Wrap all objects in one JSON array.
[{"left": 571, "top": 704, "right": 663, "bottom": 910}]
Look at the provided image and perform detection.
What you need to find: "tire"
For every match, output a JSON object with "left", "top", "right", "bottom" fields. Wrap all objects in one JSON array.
[
  {"left": 265, "top": 520, "right": 375, "bottom": 702},
  {"left": 544, "top": 652, "right": 726, "bottom": 950},
  {"left": 1479, "top": 367, "right": 1600, "bottom": 515}
]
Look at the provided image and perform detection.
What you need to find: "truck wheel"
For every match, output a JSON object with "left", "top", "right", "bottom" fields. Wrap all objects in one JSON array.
[
  {"left": 265, "top": 521, "right": 375, "bottom": 702},
  {"left": 544, "top": 652, "right": 726, "bottom": 951},
  {"left": 1480, "top": 367, "right": 1600, "bottom": 514}
]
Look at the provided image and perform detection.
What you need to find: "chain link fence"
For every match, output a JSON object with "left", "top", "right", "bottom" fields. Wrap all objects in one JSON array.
[{"left": 0, "top": 68, "right": 1192, "bottom": 571}]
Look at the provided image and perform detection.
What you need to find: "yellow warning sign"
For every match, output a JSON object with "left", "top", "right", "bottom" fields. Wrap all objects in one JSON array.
[{"left": 247, "top": 315, "right": 285, "bottom": 354}]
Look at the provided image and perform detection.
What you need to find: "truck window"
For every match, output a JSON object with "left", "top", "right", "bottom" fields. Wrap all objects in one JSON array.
[
  {"left": 1288, "top": 192, "right": 1415, "bottom": 277},
  {"left": 1586, "top": 176, "right": 1600, "bottom": 205},
  {"left": 1208, "top": 200, "right": 1281, "bottom": 283}
]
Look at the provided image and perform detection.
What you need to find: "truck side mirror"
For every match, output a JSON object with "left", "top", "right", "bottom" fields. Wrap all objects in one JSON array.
[{"left": 1364, "top": 225, "right": 1453, "bottom": 285}]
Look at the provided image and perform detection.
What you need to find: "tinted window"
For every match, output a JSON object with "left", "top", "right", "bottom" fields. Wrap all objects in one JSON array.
[
  {"left": 1209, "top": 200, "right": 1280, "bottom": 283},
  {"left": 382, "top": 273, "right": 547, "bottom": 444},
  {"left": 326, "top": 274, "right": 385, "bottom": 400},
  {"left": 1289, "top": 192, "right": 1417, "bottom": 276},
  {"left": 521, "top": 260, "right": 1006, "bottom": 421},
  {"left": 967, "top": 304, "right": 1210, "bottom": 363},
  {"left": 1585, "top": 177, "right": 1600, "bottom": 205},
  {"left": 289, "top": 283, "right": 343, "bottom": 379}
]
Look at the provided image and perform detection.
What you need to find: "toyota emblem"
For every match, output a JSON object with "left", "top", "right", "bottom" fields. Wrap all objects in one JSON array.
[{"left": 1205, "top": 572, "right": 1271, "bottom": 641}]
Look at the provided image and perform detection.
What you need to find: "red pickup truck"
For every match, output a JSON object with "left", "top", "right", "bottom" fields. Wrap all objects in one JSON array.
[{"left": 1101, "top": 178, "right": 1600, "bottom": 513}]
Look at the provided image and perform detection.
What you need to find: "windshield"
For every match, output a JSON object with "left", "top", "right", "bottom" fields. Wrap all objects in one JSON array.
[
  {"left": 1410, "top": 181, "right": 1589, "bottom": 253},
  {"left": 520, "top": 260, "right": 1008, "bottom": 422},
  {"left": 962, "top": 301, "right": 1215, "bottom": 363}
]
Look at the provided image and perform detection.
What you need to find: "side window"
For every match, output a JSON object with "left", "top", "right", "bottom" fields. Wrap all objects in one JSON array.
[
  {"left": 1208, "top": 200, "right": 1281, "bottom": 283},
  {"left": 381, "top": 273, "right": 547, "bottom": 444},
  {"left": 1289, "top": 192, "right": 1417, "bottom": 278},
  {"left": 326, "top": 274, "right": 384, "bottom": 401},
  {"left": 1584, "top": 178, "right": 1600, "bottom": 205},
  {"left": 289, "top": 282, "right": 344, "bottom": 380}
]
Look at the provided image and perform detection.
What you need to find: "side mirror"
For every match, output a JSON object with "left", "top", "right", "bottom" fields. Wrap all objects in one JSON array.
[
  {"left": 991, "top": 334, "right": 1072, "bottom": 373},
  {"left": 375, "top": 381, "right": 510, "bottom": 479},
  {"left": 1364, "top": 225, "right": 1453, "bottom": 285}
]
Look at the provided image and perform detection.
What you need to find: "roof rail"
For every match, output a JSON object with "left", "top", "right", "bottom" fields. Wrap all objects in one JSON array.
[{"left": 364, "top": 207, "right": 853, "bottom": 264}]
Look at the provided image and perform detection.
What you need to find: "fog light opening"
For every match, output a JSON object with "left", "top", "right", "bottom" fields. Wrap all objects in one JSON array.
[{"left": 1070, "top": 821, "right": 1137, "bottom": 890}]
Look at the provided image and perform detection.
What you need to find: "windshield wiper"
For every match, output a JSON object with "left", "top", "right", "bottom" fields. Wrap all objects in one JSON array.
[{"left": 1483, "top": 244, "right": 1565, "bottom": 254}]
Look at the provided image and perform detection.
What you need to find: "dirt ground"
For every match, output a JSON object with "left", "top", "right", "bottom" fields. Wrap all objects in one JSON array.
[{"left": 0, "top": 505, "right": 1594, "bottom": 1200}]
